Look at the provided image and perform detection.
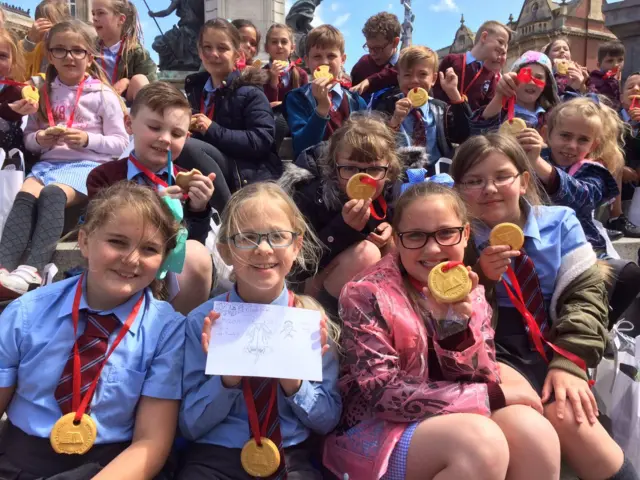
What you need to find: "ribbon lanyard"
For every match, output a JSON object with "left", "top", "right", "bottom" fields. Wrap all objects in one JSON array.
[
  {"left": 604, "top": 66, "right": 619, "bottom": 80},
  {"left": 460, "top": 53, "right": 485, "bottom": 96},
  {"left": 70, "top": 275, "right": 143, "bottom": 421},
  {"left": 200, "top": 93, "right": 215, "bottom": 120},
  {"left": 101, "top": 39, "right": 126, "bottom": 85},
  {"left": 358, "top": 176, "right": 387, "bottom": 221},
  {"left": 501, "top": 68, "right": 545, "bottom": 122},
  {"left": 42, "top": 76, "right": 88, "bottom": 128},
  {"left": 631, "top": 97, "right": 638, "bottom": 110},
  {"left": 128, "top": 153, "right": 178, "bottom": 189},
  {"left": 0, "top": 79, "right": 32, "bottom": 89},
  {"left": 501, "top": 267, "right": 588, "bottom": 374}
]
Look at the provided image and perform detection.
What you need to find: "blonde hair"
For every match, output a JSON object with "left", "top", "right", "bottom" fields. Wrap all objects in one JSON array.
[
  {"left": 475, "top": 20, "right": 512, "bottom": 45},
  {"left": 35, "top": 0, "right": 71, "bottom": 24},
  {"left": 306, "top": 24, "right": 345, "bottom": 56},
  {"left": 81, "top": 182, "right": 181, "bottom": 300},
  {"left": 450, "top": 133, "right": 546, "bottom": 207},
  {"left": 546, "top": 97, "right": 625, "bottom": 175},
  {"left": 0, "top": 28, "right": 25, "bottom": 81},
  {"left": 98, "top": 0, "right": 145, "bottom": 80},
  {"left": 39, "top": 20, "right": 126, "bottom": 122},
  {"left": 265, "top": 23, "right": 301, "bottom": 89},
  {"left": 217, "top": 182, "right": 340, "bottom": 343},
  {"left": 397, "top": 45, "right": 438, "bottom": 74}
]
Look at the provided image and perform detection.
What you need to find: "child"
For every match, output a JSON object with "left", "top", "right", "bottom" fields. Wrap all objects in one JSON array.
[
  {"left": 432, "top": 20, "right": 510, "bottom": 111},
  {"left": 231, "top": 18, "right": 260, "bottom": 65},
  {"left": 186, "top": 19, "right": 281, "bottom": 193},
  {"left": 92, "top": 0, "right": 158, "bottom": 102},
  {"left": 0, "top": 182, "right": 185, "bottom": 479},
  {"left": 543, "top": 36, "right": 589, "bottom": 99},
  {"left": 471, "top": 51, "right": 559, "bottom": 134},
  {"left": 0, "top": 28, "right": 29, "bottom": 154},
  {"left": 451, "top": 133, "right": 639, "bottom": 480},
  {"left": 285, "top": 24, "right": 367, "bottom": 158},
  {"left": 589, "top": 41, "right": 625, "bottom": 110},
  {"left": 0, "top": 20, "right": 129, "bottom": 300},
  {"left": 281, "top": 115, "right": 400, "bottom": 316},
  {"left": 86, "top": 82, "right": 216, "bottom": 315},
  {"left": 20, "top": 0, "right": 71, "bottom": 81},
  {"left": 324, "top": 179, "right": 562, "bottom": 480},
  {"left": 350, "top": 12, "right": 401, "bottom": 98},
  {"left": 373, "top": 45, "right": 471, "bottom": 168},
  {"left": 178, "top": 182, "right": 341, "bottom": 479}
]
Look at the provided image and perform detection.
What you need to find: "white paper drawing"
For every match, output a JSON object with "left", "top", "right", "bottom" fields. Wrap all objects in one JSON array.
[{"left": 205, "top": 301, "right": 324, "bottom": 381}]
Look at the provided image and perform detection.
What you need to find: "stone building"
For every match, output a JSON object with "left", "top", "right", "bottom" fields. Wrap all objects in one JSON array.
[
  {"left": 436, "top": 0, "right": 617, "bottom": 71},
  {"left": 3, "top": 2, "right": 32, "bottom": 38},
  {"left": 68, "top": 0, "right": 91, "bottom": 23}
]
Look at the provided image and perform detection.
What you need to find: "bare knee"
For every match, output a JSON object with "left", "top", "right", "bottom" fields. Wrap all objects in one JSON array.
[
  {"left": 457, "top": 416, "right": 510, "bottom": 480},
  {"left": 184, "top": 240, "right": 214, "bottom": 282},
  {"left": 128, "top": 74, "right": 150, "bottom": 100},
  {"left": 323, "top": 240, "right": 381, "bottom": 296}
]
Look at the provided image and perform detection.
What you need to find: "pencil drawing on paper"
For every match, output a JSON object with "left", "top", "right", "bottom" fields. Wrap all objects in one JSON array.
[
  {"left": 281, "top": 320, "right": 296, "bottom": 339},
  {"left": 245, "top": 321, "right": 273, "bottom": 362}
]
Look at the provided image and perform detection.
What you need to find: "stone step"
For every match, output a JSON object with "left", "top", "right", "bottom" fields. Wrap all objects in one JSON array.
[{"left": 611, "top": 237, "right": 639, "bottom": 263}]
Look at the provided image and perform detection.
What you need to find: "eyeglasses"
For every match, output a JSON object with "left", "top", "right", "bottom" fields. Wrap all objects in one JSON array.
[
  {"left": 459, "top": 173, "right": 521, "bottom": 191},
  {"left": 225, "top": 231, "right": 298, "bottom": 250},
  {"left": 336, "top": 165, "right": 389, "bottom": 181},
  {"left": 49, "top": 47, "right": 88, "bottom": 60},
  {"left": 362, "top": 42, "right": 390, "bottom": 55},
  {"left": 397, "top": 227, "right": 465, "bottom": 249}
]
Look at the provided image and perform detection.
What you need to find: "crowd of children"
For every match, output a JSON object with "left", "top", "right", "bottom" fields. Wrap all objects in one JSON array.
[{"left": 0, "top": 2, "right": 639, "bottom": 479}]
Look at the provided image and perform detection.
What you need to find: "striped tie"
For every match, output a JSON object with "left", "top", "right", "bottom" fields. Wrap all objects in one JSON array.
[
  {"left": 249, "top": 377, "right": 287, "bottom": 479},
  {"left": 411, "top": 109, "right": 427, "bottom": 147},
  {"left": 513, "top": 250, "right": 548, "bottom": 334},
  {"left": 55, "top": 312, "right": 120, "bottom": 415}
]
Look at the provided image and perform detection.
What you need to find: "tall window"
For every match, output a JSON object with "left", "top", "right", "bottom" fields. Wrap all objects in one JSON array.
[{"left": 68, "top": 0, "right": 76, "bottom": 17}]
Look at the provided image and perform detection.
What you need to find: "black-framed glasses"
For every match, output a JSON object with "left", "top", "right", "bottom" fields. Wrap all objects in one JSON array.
[
  {"left": 336, "top": 165, "right": 389, "bottom": 181},
  {"left": 397, "top": 227, "right": 465, "bottom": 249},
  {"left": 225, "top": 231, "right": 298, "bottom": 250},
  {"left": 362, "top": 42, "right": 391, "bottom": 54},
  {"left": 49, "top": 47, "right": 88, "bottom": 60},
  {"left": 459, "top": 173, "right": 521, "bottom": 191}
]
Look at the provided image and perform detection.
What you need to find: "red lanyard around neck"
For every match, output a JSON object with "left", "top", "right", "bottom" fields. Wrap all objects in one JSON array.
[
  {"left": 100, "top": 38, "right": 126, "bottom": 85},
  {"left": 42, "top": 76, "right": 88, "bottom": 128},
  {"left": 460, "top": 53, "right": 485, "bottom": 95},
  {"left": 128, "top": 153, "right": 177, "bottom": 189},
  {"left": 70, "top": 275, "right": 143, "bottom": 421},
  {"left": 357, "top": 175, "right": 387, "bottom": 221},
  {"left": 200, "top": 92, "right": 215, "bottom": 120}
]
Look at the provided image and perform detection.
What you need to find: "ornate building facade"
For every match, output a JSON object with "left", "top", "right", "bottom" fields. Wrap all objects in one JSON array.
[{"left": 3, "top": 2, "right": 32, "bottom": 38}]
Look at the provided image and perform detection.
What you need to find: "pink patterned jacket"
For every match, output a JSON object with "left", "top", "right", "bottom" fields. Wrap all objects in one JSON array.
[{"left": 323, "top": 254, "right": 502, "bottom": 479}]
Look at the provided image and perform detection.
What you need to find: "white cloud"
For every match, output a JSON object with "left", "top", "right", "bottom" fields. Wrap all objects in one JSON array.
[
  {"left": 333, "top": 12, "right": 351, "bottom": 27},
  {"left": 429, "top": 0, "right": 459, "bottom": 12},
  {"left": 388, "top": 3, "right": 394, "bottom": 10},
  {"left": 330, "top": 3, "right": 340, "bottom": 12},
  {"left": 310, "top": 3, "right": 325, "bottom": 27}
]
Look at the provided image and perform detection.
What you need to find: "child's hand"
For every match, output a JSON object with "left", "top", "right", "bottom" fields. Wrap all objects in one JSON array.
[
  {"left": 516, "top": 128, "right": 545, "bottom": 163},
  {"left": 27, "top": 18, "right": 52, "bottom": 43},
  {"left": 623, "top": 166, "right": 639, "bottom": 184},
  {"left": 35, "top": 129, "right": 61, "bottom": 148},
  {"left": 567, "top": 64, "right": 585, "bottom": 90},
  {"left": 630, "top": 108, "right": 640, "bottom": 123},
  {"left": 350, "top": 79, "right": 370, "bottom": 95},
  {"left": 478, "top": 245, "right": 520, "bottom": 281},
  {"left": 542, "top": 368, "right": 598, "bottom": 425},
  {"left": 439, "top": 68, "right": 462, "bottom": 103},
  {"left": 113, "top": 78, "right": 130, "bottom": 96},
  {"left": 269, "top": 62, "right": 286, "bottom": 86},
  {"left": 390, "top": 97, "right": 412, "bottom": 128},
  {"left": 420, "top": 268, "right": 479, "bottom": 321},
  {"left": 186, "top": 173, "right": 216, "bottom": 212},
  {"left": 498, "top": 362, "right": 544, "bottom": 413},
  {"left": 201, "top": 310, "right": 220, "bottom": 354},
  {"left": 191, "top": 113, "right": 213, "bottom": 134},
  {"left": 342, "top": 198, "right": 372, "bottom": 231},
  {"left": 367, "top": 222, "right": 392, "bottom": 248},
  {"left": 158, "top": 185, "right": 185, "bottom": 200},
  {"left": 311, "top": 76, "right": 333, "bottom": 117},
  {"left": 62, "top": 128, "right": 89, "bottom": 149},
  {"left": 496, "top": 72, "right": 518, "bottom": 99},
  {"left": 9, "top": 99, "right": 38, "bottom": 116},
  {"left": 270, "top": 101, "right": 283, "bottom": 108}
]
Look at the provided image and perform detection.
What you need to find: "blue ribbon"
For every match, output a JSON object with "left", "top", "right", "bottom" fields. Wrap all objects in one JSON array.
[{"left": 400, "top": 168, "right": 455, "bottom": 195}]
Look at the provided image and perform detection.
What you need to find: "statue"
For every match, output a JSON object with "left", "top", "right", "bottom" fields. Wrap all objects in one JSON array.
[
  {"left": 148, "top": 0, "right": 205, "bottom": 71},
  {"left": 285, "top": 0, "right": 324, "bottom": 60}
]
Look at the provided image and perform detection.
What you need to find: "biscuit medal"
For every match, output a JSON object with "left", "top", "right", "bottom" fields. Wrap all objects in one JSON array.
[
  {"left": 176, "top": 168, "right": 202, "bottom": 191},
  {"left": 407, "top": 87, "right": 429, "bottom": 107},
  {"left": 313, "top": 65, "right": 334, "bottom": 81},
  {"left": 428, "top": 261, "right": 472, "bottom": 304},
  {"left": 346, "top": 173, "right": 377, "bottom": 200},
  {"left": 489, "top": 223, "right": 525, "bottom": 250}
]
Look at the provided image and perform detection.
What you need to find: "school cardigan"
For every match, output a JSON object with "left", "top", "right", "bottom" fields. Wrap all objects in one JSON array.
[
  {"left": 588, "top": 70, "right": 620, "bottom": 110},
  {"left": 350, "top": 53, "right": 399, "bottom": 93},
  {"left": 432, "top": 53, "right": 498, "bottom": 111},
  {"left": 262, "top": 64, "right": 309, "bottom": 103},
  {"left": 86, "top": 158, "right": 213, "bottom": 245}
]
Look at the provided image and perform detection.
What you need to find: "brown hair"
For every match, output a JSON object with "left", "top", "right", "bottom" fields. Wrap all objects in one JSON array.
[
  {"left": 35, "top": 0, "right": 71, "bottom": 24},
  {"left": 0, "top": 28, "right": 25, "bottom": 81},
  {"left": 543, "top": 36, "right": 570, "bottom": 58},
  {"left": 97, "top": 0, "right": 145, "bottom": 80},
  {"left": 598, "top": 41, "right": 625, "bottom": 64},
  {"left": 321, "top": 113, "right": 402, "bottom": 185},
  {"left": 474, "top": 20, "right": 512, "bottom": 45},
  {"left": 198, "top": 18, "right": 241, "bottom": 54},
  {"left": 306, "top": 24, "right": 345, "bottom": 56},
  {"left": 450, "top": 133, "right": 545, "bottom": 207},
  {"left": 265, "top": 23, "right": 301, "bottom": 89},
  {"left": 232, "top": 18, "right": 261, "bottom": 52},
  {"left": 362, "top": 12, "right": 401, "bottom": 42},
  {"left": 547, "top": 97, "right": 625, "bottom": 175},
  {"left": 81, "top": 182, "right": 181, "bottom": 300},
  {"left": 397, "top": 46, "right": 438, "bottom": 74},
  {"left": 130, "top": 81, "right": 191, "bottom": 117},
  {"left": 39, "top": 20, "right": 126, "bottom": 122}
]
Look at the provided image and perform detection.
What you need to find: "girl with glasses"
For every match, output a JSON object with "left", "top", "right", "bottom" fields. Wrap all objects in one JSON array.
[
  {"left": 280, "top": 114, "right": 402, "bottom": 318},
  {"left": 325, "top": 179, "right": 527, "bottom": 480},
  {"left": 0, "top": 20, "right": 129, "bottom": 301}
]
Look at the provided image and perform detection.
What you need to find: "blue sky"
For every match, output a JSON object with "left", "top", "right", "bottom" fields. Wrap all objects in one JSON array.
[{"left": 16, "top": 0, "right": 615, "bottom": 70}]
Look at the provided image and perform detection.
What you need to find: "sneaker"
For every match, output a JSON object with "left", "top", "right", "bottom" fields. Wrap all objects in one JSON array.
[
  {"left": 0, "top": 265, "right": 42, "bottom": 300},
  {"left": 606, "top": 215, "right": 640, "bottom": 238},
  {"left": 606, "top": 229, "right": 624, "bottom": 241}
]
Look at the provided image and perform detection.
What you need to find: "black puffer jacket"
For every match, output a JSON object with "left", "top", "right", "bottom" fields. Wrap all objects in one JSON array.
[{"left": 185, "top": 69, "right": 282, "bottom": 190}]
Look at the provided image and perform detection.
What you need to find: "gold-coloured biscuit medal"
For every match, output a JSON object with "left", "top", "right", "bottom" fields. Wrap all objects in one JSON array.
[
  {"left": 21, "top": 85, "right": 39, "bottom": 104},
  {"left": 313, "top": 65, "right": 334, "bottom": 81},
  {"left": 176, "top": 168, "right": 202, "bottom": 190},
  {"left": 555, "top": 59, "right": 569, "bottom": 75},
  {"left": 241, "top": 437, "right": 281, "bottom": 477},
  {"left": 274, "top": 60, "right": 289, "bottom": 68},
  {"left": 346, "top": 173, "right": 377, "bottom": 200},
  {"left": 50, "top": 413, "right": 97, "bottom": 455},
  {"left": 428, "top": 262, "right": 472, "bottom": 304},
  {"left": 499, "top": 117, "right": 527, "bottom": 136},
  {"left": 407, "top": 87, "right": 429, "bottom": 107},
  {"left": 489, "top": 223, "right": 525, "bottom": 250}
]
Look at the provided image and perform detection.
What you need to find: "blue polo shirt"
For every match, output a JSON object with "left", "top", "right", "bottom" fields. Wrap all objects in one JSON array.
[
  {"left": 180, "top": 285, "right": 341, "bottom": 447},
  {"left": 102, "top": 41, "right": 121, "bottom": 80},
  {"left": 0, "top": 276, "right": 185, "bottom": 443}
]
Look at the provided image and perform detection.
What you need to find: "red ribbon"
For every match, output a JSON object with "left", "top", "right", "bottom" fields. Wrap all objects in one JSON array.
[
  {"left": 441, "top": 261, "right": 465, "bottom": 273},
  {"left": 517, "top": 67, "right": 546, "bottom": 88},
  {"left": 71, "top": 275, "right": 143, "bottom": 421},
  {"left": 501, "top": 266, "right": 589, "bottom": 375},
  {"left": 100, "top": 38, "right": 126, "bottom": 85},
  {"left": 128, "top": 153, "right": 179, "bottom": 190},
  {"left": 200, "top": 93, "right": 215, "bottom": 120},
  {"left": 460, "top": 54, "right": 486, "bottom": 96},
  {"left": 0, "top": 79, "right": 31, "bottom": 89},
  {"left": 631, "top": 97, "right": 638, "bottom": 110},
  {"left": 502, "top": 95, "right": 515, "bottom": 121},
  {"left": 356, "top": 176, "right": 387, "bottom": 221},
  {"left": 42, "top": 76, "right": 88, "bottom": 128},
  {"left": 604, "top": 66, "right": 619, "bottom": 80},
  {"left": 236, "top": 53, "right": 247, "bottom": 71}
]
